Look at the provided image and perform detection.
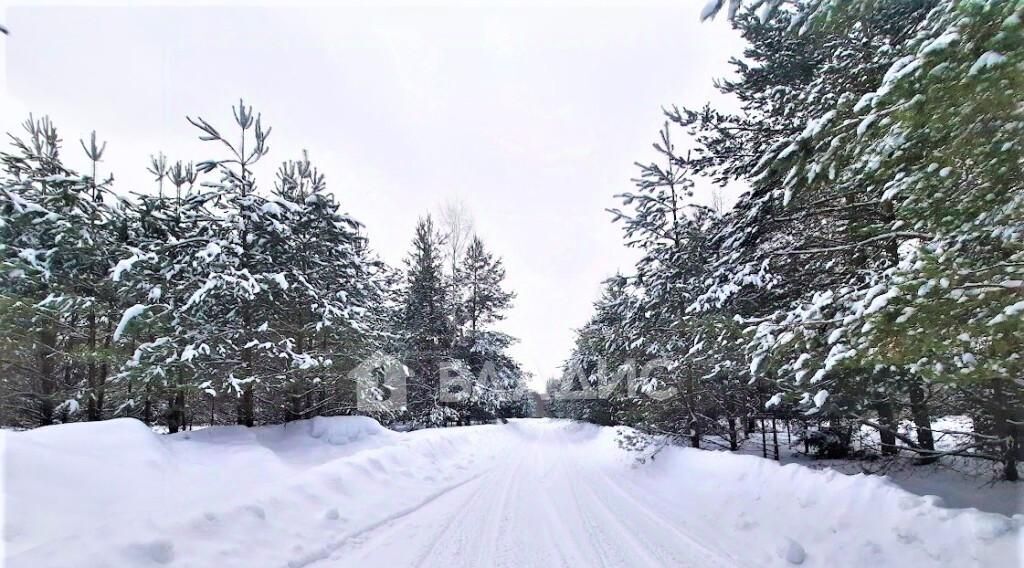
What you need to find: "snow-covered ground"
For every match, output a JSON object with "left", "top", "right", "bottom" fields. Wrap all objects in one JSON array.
[
  {"left": 3, "top": 418, "right": 1021, "bottom": 567},
  {"left": 703, "top": 415, "right": 1023, "bottom": 517}
]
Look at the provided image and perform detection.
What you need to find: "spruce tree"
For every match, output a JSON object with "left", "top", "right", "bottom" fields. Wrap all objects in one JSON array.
[{"left": 399, "top": 215, "right": 454, "bottom": 424}]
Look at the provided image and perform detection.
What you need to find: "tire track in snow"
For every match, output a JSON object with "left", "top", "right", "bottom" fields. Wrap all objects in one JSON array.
[
  {"left": 572, "top": 468, "right": 694, "bottom": 566},
  {"left": 406, "top": 475, "right": 497, "bottom": 567},
  {"left": 303, "top": 422, "right": 747, "bottom": 568},
  {"left": 558, "top": 451, "right": 635, "bottom": 568},
  {"left": 407, "top": 456, "right": 529, "bottom": 568},
  {"left": 310, "top": 446, "right": 530, "bottom": 568},
  {"left": 470, "top": 444, "right": 534, "bottom": 567},
  {"left": 286, "top": 469, "right": 493, "bottom": 568},
  {"left": 590, "top": 468, "right": 752, "bottom": 568}
]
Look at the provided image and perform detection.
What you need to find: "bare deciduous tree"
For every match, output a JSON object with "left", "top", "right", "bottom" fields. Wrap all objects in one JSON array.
[{"left": 438, "top": 200, "right": 474, "bottom": 334}]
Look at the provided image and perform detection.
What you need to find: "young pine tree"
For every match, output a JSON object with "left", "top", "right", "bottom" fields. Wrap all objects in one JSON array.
[{"left": 399, "top": 216, "right": 455, "bottom": 424}]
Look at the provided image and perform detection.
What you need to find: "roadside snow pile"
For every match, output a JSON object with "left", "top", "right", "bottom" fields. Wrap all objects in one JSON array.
[
  {"left": 3, "top": 418, "right": 1020, "bottom": 567},
  {"left": 307, "top": 415, "right": 388, "bottom": 444},
  {"left": 626, "top": 442, "right": 1023, "bottom": 567},
  {"left": 3, "top": 416, "right": 508, "bottom": 568},
  {"left": 4, "top": 418, "right": 174, "bottom": 552},
  {"left": 171, "top": 414, "right": 394, "bottom": 467},
  {"left": 4, "top": 414, "right": 397, "bottom": 553}
]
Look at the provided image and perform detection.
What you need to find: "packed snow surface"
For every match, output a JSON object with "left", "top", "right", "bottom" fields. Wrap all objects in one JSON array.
[{"left": 3, "top": 418, "right": 1021, "bottom": 567}]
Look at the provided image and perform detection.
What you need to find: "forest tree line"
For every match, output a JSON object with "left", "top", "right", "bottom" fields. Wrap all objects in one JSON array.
[
  {"left": 549, "top": 0, "right": 1023, "bottom": 479},
  {"left": 0, "top": 102, "right": 529, "bottom": 431}
]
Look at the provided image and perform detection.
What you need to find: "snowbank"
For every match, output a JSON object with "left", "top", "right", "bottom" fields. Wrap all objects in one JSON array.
[
  {"left": 4, "top": 418, "right": 175, "bottom": 552},
  {"left": 3, "top": 416, "right": 512, "bottom": 568},
  {"left": 491, "top": 420, "right": 1022, "bottom": 566},
  {"left": 625, "top": 440, "right": 1023, "bottom": 566},
  {"left": 4, "top": 415, "right": 400, "bottom": 557},
  {"left": 703, "top": 415, "right": 1022, "bottom": 516},
  {"left": 3, "top": 418, "right": 1021, "bottom": 567}
]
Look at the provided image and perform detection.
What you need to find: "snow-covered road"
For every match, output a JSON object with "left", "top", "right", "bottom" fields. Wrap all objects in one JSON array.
[
  {"left": 4, "top": 417, "right": 1020, "bottom": 567},
  {"left": 318, "top": 422, "right": 737, "bottom": 567}
]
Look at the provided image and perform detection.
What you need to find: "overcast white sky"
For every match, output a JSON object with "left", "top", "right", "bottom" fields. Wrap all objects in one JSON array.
[{"left": 0, "top": 1, "right": 745, "bottom": 391}]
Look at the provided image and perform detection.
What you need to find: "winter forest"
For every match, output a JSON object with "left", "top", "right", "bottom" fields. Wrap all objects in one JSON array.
[
  {"left": 2, "top": 0, "right": 1023, "bottom": 567},
  {"left": 548, "top": 0, "right": 1024, "bottom": 483},
  {"left": 0, "top": 100, "right": 531, "bottom": 430}
]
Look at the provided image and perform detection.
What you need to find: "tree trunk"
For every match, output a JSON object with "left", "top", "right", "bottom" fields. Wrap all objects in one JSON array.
[
  {"left": 992, "top": 379, "right": 1019, "bottom": 481},
  {"left": 238, "top": 303, "right": 255, "bottom": 427},
  {"left": 96, "top": 363, "right": 108, "bottom": 420},
  {"left": 286, "top": 381, "right": 303, "bottom": 423},
  {"left": 86, "top": 309, "right": 101, "bottom": 421},
  {"left": 727, "top": 417, "right": 738, "bottom": 451},
  {"left": 94, "top": 314, "right": 113, "bottom": 421},
  {"left": 772, "top": 418, "right": 780, "bottom": 460},
  {"left": 745, "top": 416, "right": 756, "bottom": 437},
  {"left": 907, "top": 381, "right": 937, "bottom": 464},
  {"left": 238, "top": 385, "right": 255, "bottom": 427},
  {"left": 37, "top": 325, "right": 58, "bottom": 426},
  {"left": 761, "top": 418, "right": 768, "bottom": 459},
  {"left": 143, "top": 384, "right": 153, "bottom": 426},
  {"left": 876, "top": 401, "right": 899, "bottom": 456},
  {"left": 686, "top": 370, "right": 700, "bottom": 448},
  {"left": 167, "top": 368, "right": 186, "bottom": 434},
  {"left": 167, "top": 396, "right": 180, "bottom": 434},
  {"left": 286, "top": 331, "right": 306, "bottom": 423},
  {"left": 174, "top": 387, "right": 185, "bottom": 431}
]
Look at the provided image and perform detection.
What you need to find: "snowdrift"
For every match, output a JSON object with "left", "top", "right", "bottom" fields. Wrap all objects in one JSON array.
[
  {"left": 586, "top": 425, "right": 1023, "bottom": 567},
  {"left": 4, "top": 416, "right": 398, "bottom": 561},
  {"left": 3, "top": 416, "right": 516, "bottom": 568},
  {"left": 3, "top": 418, "right": 1021, "bottom": 567},
  {"left": 494, "top": 420, "right": 1022, "bottom": 566}
]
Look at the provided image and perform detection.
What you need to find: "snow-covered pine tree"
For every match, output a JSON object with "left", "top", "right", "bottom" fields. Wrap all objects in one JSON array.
[
  {"left": 671, "top": 1, "right": 942, "bottom": 457},
  {"left": 398, "top": 215, "right": 456, "bottom": 425},
  {"left": 672, "top": 0, "right": 1023, "bottom": 477},
  {"left": 168, "top": 100, "right": 301, "bottom": 427},
  {"left": 751, "top": 0, "right": 1023, "bottom": 477},
  {"left": 0, "top": 117, "right": 120, "bottom": 425},
  {"left": 110, "top": 155, "right": 222, "bottom": 431},
  {"left": 608, "top": 122, "right": 752, "bottom": 447},
  {"left": 265, "top": 151, "right": 383, "bottom": 421},
  {"left": 460, "top": 236, "right": 513, "bottom": 337},
  {"left": 451, "top": 235, "right": 523, "bottom": 422},
  {"left": 108, "top": 109, "right": 391, "bottom": 431},
  {"left": 549, "top": 278, "right": 634, "bottom": 426}
]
